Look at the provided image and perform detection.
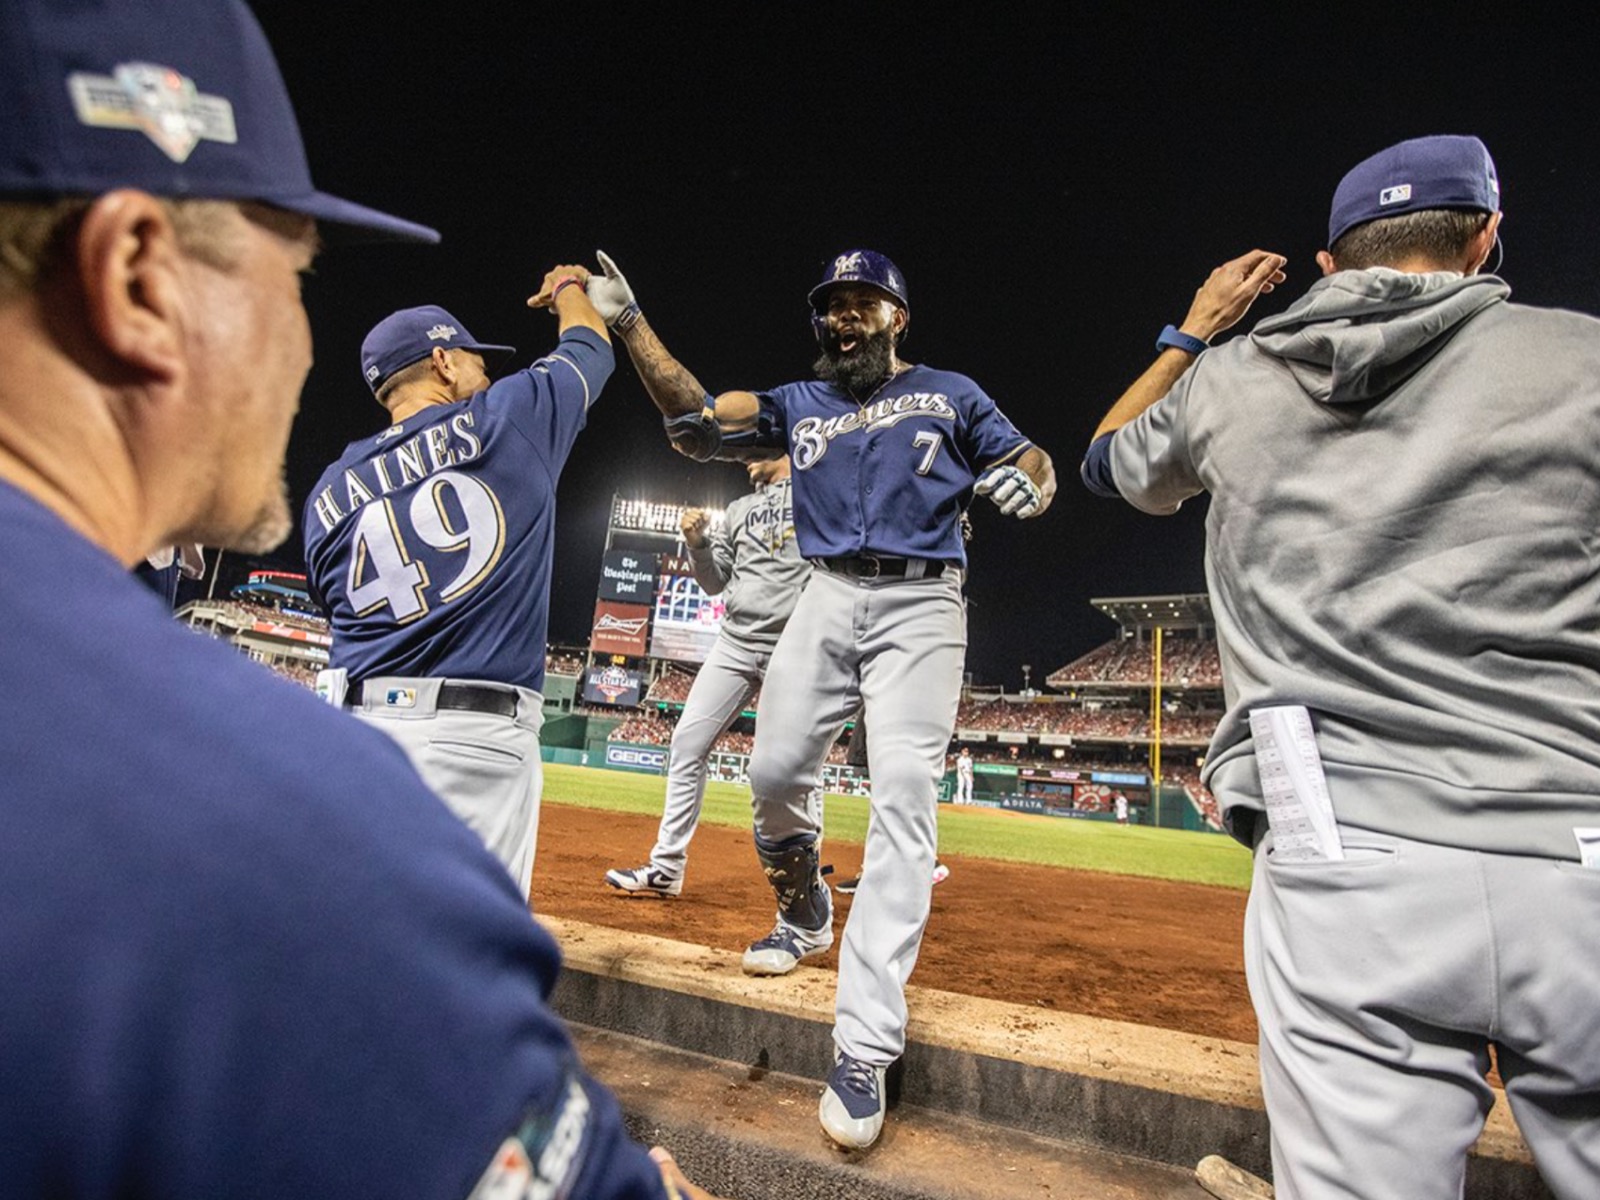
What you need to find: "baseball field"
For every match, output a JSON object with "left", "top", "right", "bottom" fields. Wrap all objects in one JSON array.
[{"left": 530, "top": 764, "right": 1256, "bottom": 1045}]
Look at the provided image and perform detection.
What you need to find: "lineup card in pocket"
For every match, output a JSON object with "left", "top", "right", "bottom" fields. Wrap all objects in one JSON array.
[{"left": 1249, "top": 705, "right": 1344, "bottom": 862}]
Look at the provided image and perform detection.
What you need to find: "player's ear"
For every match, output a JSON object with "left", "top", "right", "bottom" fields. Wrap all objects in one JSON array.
[
  {"left": 1315, "top": 249, "right": 1339, "bottom": 277},
  {"left": 74, "top": 190, "right": 188, "bottom": 384},
  {"left": 431, "top": 346, "right": 456, "bottom": 384}
]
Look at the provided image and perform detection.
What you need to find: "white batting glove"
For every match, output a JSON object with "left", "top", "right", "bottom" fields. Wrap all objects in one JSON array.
[
  {"left": 975, "top": 465, "right": 1043, "bottom": 518},
  {"left": 587, "top": 249, "right": 640, "bottom": 330}
]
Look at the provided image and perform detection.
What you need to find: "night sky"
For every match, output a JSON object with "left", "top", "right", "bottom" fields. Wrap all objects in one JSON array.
[{"left": 249, "top": 6, "right": 1598, "bottom": 689}]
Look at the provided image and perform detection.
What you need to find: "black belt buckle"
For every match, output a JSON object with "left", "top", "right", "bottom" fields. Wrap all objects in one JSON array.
[{"left": 856, "top": 553, "right": 883, "bottom": 580}]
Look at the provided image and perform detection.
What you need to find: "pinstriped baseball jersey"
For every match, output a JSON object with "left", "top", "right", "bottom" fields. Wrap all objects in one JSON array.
[
  {"left": 754, "top": 366, "right": 1030, "bottom": 564},
  {"left": 303, "top": 328, "right": 613, "bottom": 693}
]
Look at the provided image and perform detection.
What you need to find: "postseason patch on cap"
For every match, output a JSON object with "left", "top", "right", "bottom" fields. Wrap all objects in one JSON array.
[
  {"left": 426, "top": 323, "right": 460, "bottom": 342},
  {"left": 67, "top": 62, "right": 237, "bottom": 164}
]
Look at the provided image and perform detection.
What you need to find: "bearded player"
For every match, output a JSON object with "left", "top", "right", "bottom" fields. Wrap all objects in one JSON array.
[{"left": 585, "top": 249, "right": 1055, "bottom": 1150}]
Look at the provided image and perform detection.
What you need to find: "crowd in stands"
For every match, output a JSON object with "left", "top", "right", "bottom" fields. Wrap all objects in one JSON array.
[
  {"left": 1162, "top": 764, "right": 1225, "bottom": 830},
  {"left": 545, "top": 651, "right": 585, "bottom": 678},
  {"left": 953, "top": 699, "right": 1217, "bottom": 743},
  {"left": 1047, "top": 637, "right": 1222, "bottom": 688},
  {"left": 264, "top": 658, "right": 320, "bottom": 689},
  {"left": 645, "top": 667, "right": 696, "bottom": 703},
  {"left": 221, "top": 600, "right": 328, "bottom": 634}
]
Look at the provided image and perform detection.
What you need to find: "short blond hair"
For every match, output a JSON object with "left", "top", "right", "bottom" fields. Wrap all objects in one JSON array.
[{"left": 0, "top": 196, "right": 247, "bottom": 300}]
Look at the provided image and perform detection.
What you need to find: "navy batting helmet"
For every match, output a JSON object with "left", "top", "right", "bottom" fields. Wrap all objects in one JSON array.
[{"left": 808, "top": 249, "right": 909, "bottom": 343}]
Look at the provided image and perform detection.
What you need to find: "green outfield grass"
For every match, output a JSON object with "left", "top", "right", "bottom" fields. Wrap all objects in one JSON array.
[{"left": 542, "top": 763, "right": 1252, "bottom": 890}]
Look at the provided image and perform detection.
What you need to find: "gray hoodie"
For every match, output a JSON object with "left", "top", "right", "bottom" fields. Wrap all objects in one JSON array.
[
  {"left": 1110, "top": 269, "right": 1600, "bottom": 858},
  {"left": 688, "top": 477, "right": 812, "bottom": 649}
]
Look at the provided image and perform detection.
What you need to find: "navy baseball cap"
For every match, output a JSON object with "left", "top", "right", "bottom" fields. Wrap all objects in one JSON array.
[
  {"left": 361, "top": 306, "right": 515, "bottom": 394},
  {"left": 808, "top": 249, "right": 910, "bottom": 314},
  {"left": 0, "top": 0, "right": 438, "bottom": 244},
  {"left": 1328, "top": 135, "right": 1500, "bottom": 247}
]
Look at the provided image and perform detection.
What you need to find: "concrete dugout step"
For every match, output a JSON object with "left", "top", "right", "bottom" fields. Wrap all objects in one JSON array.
[
  {"left": 544, "top": 917, "right": 1548, "bottom": 1200},
  {"left": 575, "top": 1022, "right": 1205, "bottom": 1200}
]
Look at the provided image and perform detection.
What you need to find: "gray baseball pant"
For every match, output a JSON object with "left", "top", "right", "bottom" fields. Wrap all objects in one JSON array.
[
  {"left": 649, "top": 635, "right": 769, "bottom": 878},
  {"left": 353, "top": 676, "right": 544, "bottom": 899},
  {"left": 1246, "top": 824, "right": 1600, "bottom": 1199},
  {"left": 747, "top": 566, "right": 965, "bottom": 1065}
]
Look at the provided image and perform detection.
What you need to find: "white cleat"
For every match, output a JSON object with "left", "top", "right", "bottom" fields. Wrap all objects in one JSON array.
[{"left": 603, "top": 864, "right": 683, "bottom": 896}]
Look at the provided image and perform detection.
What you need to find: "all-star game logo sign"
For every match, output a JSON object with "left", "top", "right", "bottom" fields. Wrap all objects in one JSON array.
[{"left": 592, "top": 666, "right": 634, "bottom": 702}]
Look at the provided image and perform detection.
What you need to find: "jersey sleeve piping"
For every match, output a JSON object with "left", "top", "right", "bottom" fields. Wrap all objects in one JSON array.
[{"left": 536, "top": 352, "right": 592, "bottom": 409}]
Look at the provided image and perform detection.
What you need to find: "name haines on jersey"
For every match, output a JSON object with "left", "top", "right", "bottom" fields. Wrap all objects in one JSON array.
[
  {"left": 303, "top": 329, "right": 613, "bottom": 693},
  {"left": 758, "top": 364, "right": 1031, "bottom": 564}
]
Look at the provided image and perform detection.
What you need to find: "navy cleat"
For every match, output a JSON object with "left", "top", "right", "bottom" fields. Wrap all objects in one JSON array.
[
  {"left": 741, "top": 913, "right": 833, "bottom": 975},
  {"left": 819, "top": 1051, "right": 889, "bottom": 1149}
]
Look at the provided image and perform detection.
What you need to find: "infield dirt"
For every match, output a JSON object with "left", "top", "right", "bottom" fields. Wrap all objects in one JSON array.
[{"left": 530, "top": 802, "right": 1256, "bottom": 1046}]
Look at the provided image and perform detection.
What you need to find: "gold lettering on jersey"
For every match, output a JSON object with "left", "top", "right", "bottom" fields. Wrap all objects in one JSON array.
[
  {"left": 343, "top": 469, "right": 375, "bottom": 510},
  {"left": 791, "top": 392, "right": 956, "bottom": 471},
  {"left": 450, "top": 413, "right": 482, "bottom": 461},
  {"left": 424, "top": 424, "right": 455, "bottom": 472},
  {"left": 394, "top": 437, "right": 428, "bottom": 485},
  {"left": 373, "top": 454, "right": 398, "bottom": 494},
  {"left": 311, "top": 412, "right": 484, "bottom": 533}
]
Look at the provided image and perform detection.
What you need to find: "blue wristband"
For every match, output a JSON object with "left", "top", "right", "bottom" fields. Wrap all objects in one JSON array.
[{"left": 1156, "top": 324, "right": 1208, "bottom": 356}]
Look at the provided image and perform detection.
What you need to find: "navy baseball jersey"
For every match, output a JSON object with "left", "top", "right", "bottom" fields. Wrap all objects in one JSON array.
[
  {"left": 0, "top": 479, "right": 664, "bottom": 1200},
  {"left": 754, "top": 366, "right": 1030, "bottom": 563},
  {"left": 304, "top": 327, "right": 612, "bottom": 693}
]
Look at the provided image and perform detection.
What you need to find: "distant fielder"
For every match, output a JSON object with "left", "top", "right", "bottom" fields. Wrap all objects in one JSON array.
[
  {"left": 304, "top": 278, "right": 610, "bottom": 897},
  {"left": 586, "top": 247, "right": 1055, "bottom": 1151},
  {"left": 954, "top": 746, "right": 974, "bottom": 804},
  {"left": 605, "top": 457, "right": 819, "bottom": 897}
]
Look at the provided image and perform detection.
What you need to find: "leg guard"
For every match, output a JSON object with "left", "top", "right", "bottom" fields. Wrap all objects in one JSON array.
[{"left": 754, "top": 830, "right": 830, "bottom": 933}]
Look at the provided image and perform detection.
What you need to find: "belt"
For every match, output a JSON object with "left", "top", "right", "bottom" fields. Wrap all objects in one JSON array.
[
  {"left": 815, "top": 554, "right": 952, "bottom": 581},
  {"left": 348, "top": 680, "right": 519, "bottom": 718}
]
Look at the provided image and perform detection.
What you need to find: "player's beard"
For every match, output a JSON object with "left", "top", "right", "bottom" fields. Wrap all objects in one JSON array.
[{"left": 813, "top": 326, "right": 896, "bottom": 397}]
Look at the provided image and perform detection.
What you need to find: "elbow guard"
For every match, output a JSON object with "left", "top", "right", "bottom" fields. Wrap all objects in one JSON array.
[{"left": 663, "top": 403, "right": 724, "bottom": 462}]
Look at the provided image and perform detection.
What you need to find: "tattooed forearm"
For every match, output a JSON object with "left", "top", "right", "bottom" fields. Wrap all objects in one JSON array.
[{"left": 616, "top": 316, "right": 710, "bottom": 416}]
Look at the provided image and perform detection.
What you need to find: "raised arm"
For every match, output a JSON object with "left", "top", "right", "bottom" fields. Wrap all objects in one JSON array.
[
  {"left": 1092, "top": 249, "right": 1286, "bottom": 440},
  {"left": 526, "top": 264, "right": 611, "bottom": 343},
  {"left": 584, "top": 252, "right": 778, "bottom": 460}
]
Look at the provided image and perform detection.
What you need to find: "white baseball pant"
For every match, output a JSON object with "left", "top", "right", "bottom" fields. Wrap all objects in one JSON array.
[
  {"left": 1247, "top": 823, "right": 1600, "bottom": 1199},
  {"left": 747, "top": 565, "right": 965, "bottom": 1065},
  {"left": 352, "top": 675, "right": 544, "bottom": 899}
]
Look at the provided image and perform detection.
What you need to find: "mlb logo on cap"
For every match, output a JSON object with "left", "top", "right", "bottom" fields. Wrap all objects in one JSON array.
[{"left": 1328, "top": 134, "right": 1500, "bottom": 246}]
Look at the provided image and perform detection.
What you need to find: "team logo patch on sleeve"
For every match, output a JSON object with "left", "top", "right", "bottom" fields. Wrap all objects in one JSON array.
[{"left": 468, "top": 1072, "right": 594, "bottom": 1200}]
